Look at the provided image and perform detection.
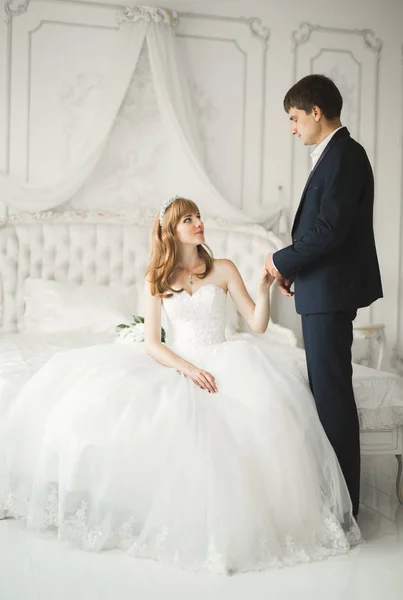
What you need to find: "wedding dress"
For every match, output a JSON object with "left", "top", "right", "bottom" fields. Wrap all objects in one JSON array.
[{"left": 0, "top": 284, "right": 360, "bottom": 573}]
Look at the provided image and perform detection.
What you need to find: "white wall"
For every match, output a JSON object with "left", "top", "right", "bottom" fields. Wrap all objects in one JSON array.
[{"left": 1, "top": 0, "right": 402, "bottom": 370}]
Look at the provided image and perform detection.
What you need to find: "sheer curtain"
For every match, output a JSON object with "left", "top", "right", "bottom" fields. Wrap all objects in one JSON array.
[{"left": 0, "top": 6, "right": 281, "bottom": 226}]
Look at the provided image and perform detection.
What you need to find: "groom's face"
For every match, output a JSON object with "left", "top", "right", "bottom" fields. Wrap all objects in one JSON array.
[{"left": 288, "top": 107, "right": 320, "bottom": 146}]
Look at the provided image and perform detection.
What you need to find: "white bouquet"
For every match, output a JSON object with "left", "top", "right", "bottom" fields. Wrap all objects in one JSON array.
[{"left": 116, "top": 315, "right": 166, "bottom": 344}]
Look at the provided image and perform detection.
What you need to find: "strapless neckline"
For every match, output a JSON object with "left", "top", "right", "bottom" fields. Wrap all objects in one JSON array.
[{"left": 170, "top": 284, "right": 227, "bottom": 299}]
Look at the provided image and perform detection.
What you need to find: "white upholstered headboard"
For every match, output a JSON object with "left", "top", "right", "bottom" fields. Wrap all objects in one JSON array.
[{"left": 0, "top": 211, "right": 296, "bottom": 344}]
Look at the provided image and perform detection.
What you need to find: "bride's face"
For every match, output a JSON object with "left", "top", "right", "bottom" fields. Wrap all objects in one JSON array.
[{"left": 176, "top": 211, "right": 205, "bottom": 246}]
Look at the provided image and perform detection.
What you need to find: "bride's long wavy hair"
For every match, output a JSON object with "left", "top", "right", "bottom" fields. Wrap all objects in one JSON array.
[{"left": 146, "top": 197, "right": 213, "bottom": 297}]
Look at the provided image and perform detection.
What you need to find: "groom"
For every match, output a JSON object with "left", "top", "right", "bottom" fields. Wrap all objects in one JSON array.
[{"left": 266, "top": 74, "right": 383, "bottom": 517}]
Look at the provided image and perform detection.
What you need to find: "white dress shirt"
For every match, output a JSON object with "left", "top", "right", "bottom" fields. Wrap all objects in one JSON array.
[
  {"left": 309, "top": 125, "right": 345, "bottom": 170},
  {"left": 272, "top": 125, "right": 345, "bottom": 274}
]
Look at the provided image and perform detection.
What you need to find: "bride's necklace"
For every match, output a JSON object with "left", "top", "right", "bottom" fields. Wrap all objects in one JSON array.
[{"left": 181, "top": 261, "right": 202, "bottom": 287}]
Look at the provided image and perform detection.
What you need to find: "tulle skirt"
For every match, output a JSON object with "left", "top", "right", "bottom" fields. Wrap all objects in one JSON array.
[{"left": 0, "top": 337, "right": 360, "bottom": 573}]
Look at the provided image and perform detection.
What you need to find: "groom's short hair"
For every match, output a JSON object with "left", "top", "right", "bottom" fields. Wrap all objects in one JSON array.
[{"left": 284, "top": 74, "right": 343, "bottom": 120}]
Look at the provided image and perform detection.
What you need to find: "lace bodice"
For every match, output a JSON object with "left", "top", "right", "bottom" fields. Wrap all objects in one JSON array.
[{"left": 163, "top": 284, "right": 227, "bottom": 358}]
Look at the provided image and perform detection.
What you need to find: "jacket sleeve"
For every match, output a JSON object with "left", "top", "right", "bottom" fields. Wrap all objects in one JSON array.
[{"left": 273, "top": 147, "right": 367, "bottom": 279}]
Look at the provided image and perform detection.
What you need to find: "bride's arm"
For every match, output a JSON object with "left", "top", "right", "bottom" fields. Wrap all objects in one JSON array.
[
  {"left": 144, "top": 280, "right": 218, "bottom": 393},
  {"left": 221, "top": 260, "right": 274, "bottom": 334},
  {"left": 144, "top": 279, "right": 194, "bottom": 372}
]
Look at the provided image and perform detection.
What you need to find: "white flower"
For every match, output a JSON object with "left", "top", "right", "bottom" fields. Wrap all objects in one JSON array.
[
  {"left": 116, "top": 323, "right": 145, "bottom": 344},
  {"left": 131, "top": 323, "right": 145, "bottom": 342}
]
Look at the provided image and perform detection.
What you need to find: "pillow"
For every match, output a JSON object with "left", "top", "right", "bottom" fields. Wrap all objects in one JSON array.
[{"left": 21, "top": 278, "right": 136, "bottom": 334}]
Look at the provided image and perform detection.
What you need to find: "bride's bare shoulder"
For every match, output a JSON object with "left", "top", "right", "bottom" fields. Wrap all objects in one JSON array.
[
  {"left": 213, "top": 258, "right": 239, "bottom": 274},
  {"left": 212, "top": 259, "right": 242, "bottom": 289}
]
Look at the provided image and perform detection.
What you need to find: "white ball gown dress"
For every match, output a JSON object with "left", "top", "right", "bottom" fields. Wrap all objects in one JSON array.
[{"left": 0, "top": 284, "right": 360, "bottom": 573}]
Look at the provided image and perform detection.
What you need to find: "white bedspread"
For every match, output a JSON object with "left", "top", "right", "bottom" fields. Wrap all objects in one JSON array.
[
  {"left": 0, "top": 332, "right": 114, "bottom": 416},
  {"left": 291, "top": 346, "right": 403, "bottom": 430},
  {"left": 233, "top": 334, "right": 403, "bottom": 431}
]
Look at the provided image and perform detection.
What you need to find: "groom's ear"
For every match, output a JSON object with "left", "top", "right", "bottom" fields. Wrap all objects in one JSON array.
[{"left": 312, "top": 105, "right": 323, "bottom": 121}]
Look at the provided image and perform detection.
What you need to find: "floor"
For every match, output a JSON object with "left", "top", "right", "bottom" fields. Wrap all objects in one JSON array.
[{"left": 0, "top": 454, "right": 402, "bottom": 600}]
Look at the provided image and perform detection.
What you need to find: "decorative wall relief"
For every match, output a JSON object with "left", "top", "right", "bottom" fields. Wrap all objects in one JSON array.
[
  {"left": 291, "top": 22, "right": 382, "bottom": 209},
  {"left": 59, "top": 71, "right": 105, "bottom": 167},
  {"left": 177, "top": 13, "right": 270, "bottom": 209},
  {"left": 4, "top": 0, "right": 32, "bottom": 23}
]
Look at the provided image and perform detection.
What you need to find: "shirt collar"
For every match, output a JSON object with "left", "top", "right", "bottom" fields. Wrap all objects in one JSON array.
[{"left": 310, "top": 125, "right": 345, "bottom": 167}]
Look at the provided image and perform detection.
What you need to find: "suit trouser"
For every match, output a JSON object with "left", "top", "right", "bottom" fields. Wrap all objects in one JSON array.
[{"left": 301, "top": 310, "right": 360, "bottom": 516}]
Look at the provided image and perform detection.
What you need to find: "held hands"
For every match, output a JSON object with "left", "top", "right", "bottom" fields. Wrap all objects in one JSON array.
[
  {"left": 277, "top": 277, "right": 294, "bottom": 297},
  {"left": 180, "top": 364, "right": 218, "bottom": 394},
  {"left": 264, "top": 253, "right": 294, "bottom": 297},
  {"left": 265, "top": 253, "right": 282, "bottom": 279},
  {"left": 259, "top": 265, "right": 275, "bottom": 288}
]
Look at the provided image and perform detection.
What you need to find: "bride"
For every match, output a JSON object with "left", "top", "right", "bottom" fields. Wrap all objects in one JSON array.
[{"left": 0, "top": 196, "right": 360, "bottom": 573}]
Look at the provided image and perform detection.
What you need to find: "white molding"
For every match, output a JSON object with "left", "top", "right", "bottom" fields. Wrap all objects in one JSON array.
[
  {"left": 393, "top": 42, "right": 403, "bottom": 377},
  {"left": 4, "top": 0, "right": 32, "bottom": 24},
  {"left": 290, "top": 22, "right": 382, "bottom": 179},
  {"left": 290, "top": 22, "right": 382, "bottom": 200},
  {"left": 6, "top": 1, "right": 118, "bottom": 184},
  {"left": 116, "top": 5, "right": 179, "bottom": 26},
  {"left": 180, "top": 12, "right": 270, "bottom": 51},
  {"left": 5, "top": 3, "right": 270, "bottom": 213},
  {"left": 291, "top": 22, "right": 382, "bottom": 58},
  {"left": 240, "top": 17, "right": 269, "bottom": 48},
  {"left": 178, "top": 12, "right": 269, "bottom": 209}
]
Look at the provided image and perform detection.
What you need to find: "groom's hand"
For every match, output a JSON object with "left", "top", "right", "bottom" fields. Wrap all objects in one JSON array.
[
  {"left": 265, "top": 253, "right": 282, "bottom": 279},
  {"left": 265, "top": 254, "right": 294, "bottom": 296},
  {"left": 277, "top": 277, "right": 294, "bottom": 297}
]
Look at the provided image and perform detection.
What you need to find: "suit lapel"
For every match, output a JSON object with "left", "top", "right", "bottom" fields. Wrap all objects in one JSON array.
[{"left": 292, "top": 127, "right": 350, "bottom": 235}]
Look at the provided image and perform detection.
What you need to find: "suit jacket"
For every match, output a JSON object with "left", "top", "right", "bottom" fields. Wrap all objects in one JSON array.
[{"left": 273, "top": 128, "right": 383, "bottom": 315}]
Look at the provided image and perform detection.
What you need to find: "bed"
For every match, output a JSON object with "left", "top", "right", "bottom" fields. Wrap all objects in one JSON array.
[{"left": 0, "top": 211, "right": 402, "bottom": 502}]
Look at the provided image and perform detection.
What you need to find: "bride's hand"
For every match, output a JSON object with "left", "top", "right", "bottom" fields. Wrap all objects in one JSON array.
[
  {"left": 259, "top": 266, "right": 275, "bottom": 289},
  {"left": 183, "top": 365, "right": 218, "bottom": 394}
]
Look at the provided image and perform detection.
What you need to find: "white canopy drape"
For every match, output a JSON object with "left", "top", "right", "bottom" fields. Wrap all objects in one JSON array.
[{"left": 0, "top": 5, "right": 281, "bottom": 227}]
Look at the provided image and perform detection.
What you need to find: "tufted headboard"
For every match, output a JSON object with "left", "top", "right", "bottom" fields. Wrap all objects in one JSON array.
[{"left": 0, "top": 211, "right": 296, "bottom": 344}]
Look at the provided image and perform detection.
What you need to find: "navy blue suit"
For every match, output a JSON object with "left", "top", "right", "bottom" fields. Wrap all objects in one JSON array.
[{"left": 274, "top": 127, "right": 383, "bottom": 515}]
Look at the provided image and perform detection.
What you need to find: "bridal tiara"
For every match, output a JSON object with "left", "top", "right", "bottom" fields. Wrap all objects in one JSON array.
[{"left": 159, "top": 195, "right": 181, "bottom": 226}]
